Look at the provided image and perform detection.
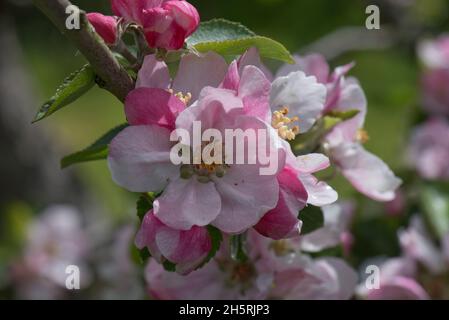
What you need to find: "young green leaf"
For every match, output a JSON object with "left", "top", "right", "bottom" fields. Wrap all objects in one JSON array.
[
  {"left": 299, "top": 206, "right": 325, "bottom": 235},
  {"left": 33, "top": 65, "right": 96, "bottom": 122},
  {"left": 61, "top": 123, "right": 128, "bottom": 168},
  {"left": 187, "top": 19, "right": 294, "bottom": 63}
]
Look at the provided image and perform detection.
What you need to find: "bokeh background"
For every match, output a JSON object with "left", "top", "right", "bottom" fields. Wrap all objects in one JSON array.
[{"left": 1, "top": 0, "right": 448, "bottom": 299}]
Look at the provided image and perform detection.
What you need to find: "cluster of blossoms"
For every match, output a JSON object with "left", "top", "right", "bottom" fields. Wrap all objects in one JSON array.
[
  {"left": 408, "top": 35, "right": 449, "bottom": 180},
  {"left": 80, "top": 0, "right": 404, "bottom": 299},
  {"left": 355, "top": 35, "right": 449, "bottom": 300}
]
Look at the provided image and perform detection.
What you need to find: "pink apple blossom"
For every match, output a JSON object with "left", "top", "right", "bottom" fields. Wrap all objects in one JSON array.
[
  {"left": 10, "top": 206, "right": 90, "bottom": 299},
  {"left": 399, "top": 216, "right": 447, "bottom": 275},
  {"left": 421, "top": 68, "right": 449, "bottom": 116},
  {"left": 111, "top": 0, "right": 200, "bottom": 50},
  {"left": 278, "top": 54, "right": 401, "bottom": 201},
  {"left": 407, "top": 118, "right": 449, "bottom": 180},
  {"left": 418, "top": 35, "right": 449, "bottom": 70},
  {"left": 417, "top": 36, "right": 449, "bottom": 115},
  {"left": 216, "top": 51, "right": 337, "bottom": 239},
  {"left": 357, "top": 257, "right": 429, "bottom": 300}
]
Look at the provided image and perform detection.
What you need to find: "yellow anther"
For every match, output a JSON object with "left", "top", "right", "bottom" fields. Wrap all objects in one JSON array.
[
  {"left": 357, "top": 128, "right": 370, "bottom": 144},
  {"left": 270, "top": 240, "right": 293, "bottom": 256},
  {"left": 272, "top": 106, "right": 300, "bottom": 141},
  {"left": 168, "top": 89, "right": 192, "bottom": 105}
]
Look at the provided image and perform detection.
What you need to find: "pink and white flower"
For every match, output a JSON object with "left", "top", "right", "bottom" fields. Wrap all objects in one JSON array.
[
  {"left": 278, "top": 54, "right": 401, "bottom": 201},
  {"left": 418, "top": 36, "right": 449, "bottom": 116},
  {"left": 357, "top": 257, "right": 429, "bottom": 300},
  {"left": 407, "top": 118, "right": 449, "bottom": 180}
]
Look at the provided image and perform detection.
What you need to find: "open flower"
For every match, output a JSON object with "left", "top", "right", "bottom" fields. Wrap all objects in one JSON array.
[
  {"left": 215, "top": 50, "right": 337, "bottom": 239},
  {"left": 109, "top": 58, "right": 285, "bottom": 237},
  {"left": 111, "top": 0, "right": 200, "bottom": 50},
  {"left": 278, "top": 54, "right": 401, "bottom": 201}
]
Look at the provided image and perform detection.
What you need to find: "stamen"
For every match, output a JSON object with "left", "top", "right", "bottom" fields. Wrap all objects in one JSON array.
[
  {"left": 168, "top": 89, "right": 192, "bottom": 105},
  {"left": 272, "top": 106, "right": 300, "bottom": 141},
  {"left": 356, "top": 128, "right": 370, "bottom": 144}
]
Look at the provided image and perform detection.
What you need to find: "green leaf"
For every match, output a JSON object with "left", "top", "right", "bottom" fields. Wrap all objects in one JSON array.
[
  {"left": 163, "top": 260, "right": 177, "bottom": 272},
  {"left": 230, "top": 233, "right": 249, "bottom": 263},
  {"left": 136, "top": 193, "right": 156, "bottom": 222},
  {"left": 300, "top": 206, "right": 325, "bottom": 235},
  {"left": 61, "top": 124, "right": 128, "bottom": 168},
  {"left": 187, "top": 19, "right": 294, "bottom": 63},
  {"left": 420, "top": 184, "right": 449, "bottom": 239},
  {"left": 194, "top": 226, "right": 223, "bottom": 271},
  {"left": 33, "top": 65, "right": 96, "bottom": 122}
]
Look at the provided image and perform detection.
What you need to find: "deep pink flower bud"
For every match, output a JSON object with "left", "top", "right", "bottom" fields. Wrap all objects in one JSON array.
[
  {"left": 87, "top": 13, "right": 118, "bottom": 45},
  {"left": 111, "top": 0, "right": 200, "bottom": 50}
]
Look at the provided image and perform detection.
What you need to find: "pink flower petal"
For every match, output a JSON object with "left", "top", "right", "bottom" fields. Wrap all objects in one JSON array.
[
  {"left": 125, "top": 88, "right": 185, "bottom": 130},
  {"left": 136, "top": 55, "right": 171, "bottom": 89},
  {"left": 239, "top": 66, "right": 272, "bottom": 123},
  {"left": 172, "top": 52, "right": 228, "bottom": 102},
  {"left": 332, "top": 143, "right": 402, "bottom": 202},
  {"left": 255, "top": 167, "right": 307, "bottom": 240},
  {"left": 108, "top": 125, "right": 178, "bottom": 192},
  {"left": 212, "top": 164, "right": 279, "bottom": 234},
  {"left": 270, "top": 71, "right": 327, "bottom": 133},
  {"left": 154, "top": 177, "right": 222, "bottom": 230},
  {"left": 276, "top": 54, "right": 330, "bottom": 83},
  {"left": 136, "top": 211, "right": 212, "bottom": 275},
  {"left": 238, "top": 47, "right": 274, "bottom": 81}
]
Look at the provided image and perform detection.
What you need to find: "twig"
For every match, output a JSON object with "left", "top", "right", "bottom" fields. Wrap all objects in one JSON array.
[{"left": 32, "top": 0, "right": 134, "bottom": 101}]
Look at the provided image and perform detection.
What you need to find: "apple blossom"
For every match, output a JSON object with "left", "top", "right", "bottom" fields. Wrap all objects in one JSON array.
[
  {"left": 357, "top": 257, "right": 429, "bottom": 300},
  {"left": 111, "top": 0, "right": 200, "bottom": 50},
  {"left": 399, "top": 216, "right": 448, "bottom": 275},
  {"left": 10, "top": 206, "right": 90, "bottom": 299},
  {"left": 278, "top": 54, "right": 401, "bottom": 201},
  {"left": 418, "top": 35, "right": 449, "bottom": 70},
  {"left": 407, "top": 118, "right": 449, "bottom": 180}
]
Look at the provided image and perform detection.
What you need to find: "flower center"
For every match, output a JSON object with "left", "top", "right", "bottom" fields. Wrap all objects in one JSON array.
[
  {"left": 356, "top": 128, "right": 370, "bottom": 144},
  {"left": 180, "top": 140, "right": 228, "bottom": 183},
  {"left": 272, "top": 106, "right": 300, "bottom": 141},
  {"left": 270, "top": 240, "right": 294, "bottom": 256},
  {"left": 168, "top": 89, "right": 192, "bottom": 105}
]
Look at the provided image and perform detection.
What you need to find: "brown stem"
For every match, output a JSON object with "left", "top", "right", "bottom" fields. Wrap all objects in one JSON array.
[{"left": 32, "top": 0, "right": 134, "bottom": 101}]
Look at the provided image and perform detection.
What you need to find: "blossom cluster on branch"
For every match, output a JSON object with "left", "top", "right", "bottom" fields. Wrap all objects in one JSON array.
[{"left": 31, "top": 0, "right": 407, "bottom": 300}]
